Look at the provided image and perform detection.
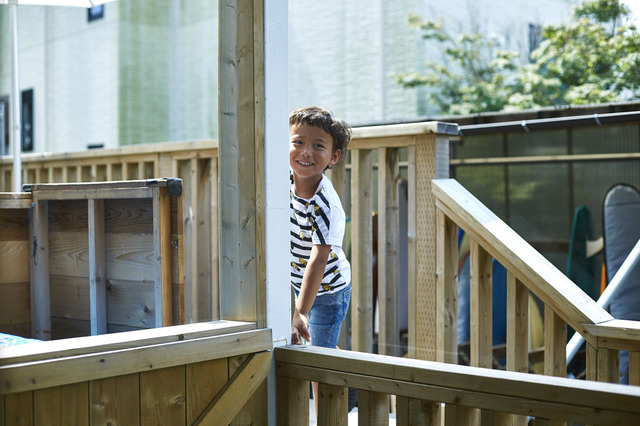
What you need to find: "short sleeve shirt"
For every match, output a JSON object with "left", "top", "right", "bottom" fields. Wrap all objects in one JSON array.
[{"left": 290, "top": 171, "right": 351, "bottom": 295}]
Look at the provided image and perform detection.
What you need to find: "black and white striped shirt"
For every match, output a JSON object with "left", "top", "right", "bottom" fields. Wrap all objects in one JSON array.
[{"left": 290, "top": 172, "right": 351, "bottom": 295}]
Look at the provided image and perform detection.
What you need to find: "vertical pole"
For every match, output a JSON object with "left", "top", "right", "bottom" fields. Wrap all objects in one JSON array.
[
  {"left": 10, "top": 3, "right": 22, "bottom": 192},
  {"left": 263, "top": 1, "right": 290, "bottom": 425}
]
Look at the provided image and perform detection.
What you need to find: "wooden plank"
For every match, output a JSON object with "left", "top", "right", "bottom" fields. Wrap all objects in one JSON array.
[
  {"left": 470, "top": 239, "right": 493, "bottom": 369},
  {"left": 276, "top": 375, "right": 309, "bottom": 425},
  {"left": 351, "top": 148, "right": 374, "bottom": 353},
  {"left": 89, "top": 199, "right": 107, "bottom": 335},
  {"left": 140, "top": 366, "right": 185, "bottom": 426},
  {"left": 432, "top": 179, "right": 611, "bottom": 345},
  {"left": 406, "top": 145, "right": 417, "bottom": 358},
  {"left": 90, "top": 374, "right": 140, "bottom": 425},
  {"left": 193, "top": 351, "right": 271, "bottom": 426},
  {"left": 377, "top": 147, "right": 400, "bottom": 356},
  {"left": 395, "top": 397, "right": 439, "bottom": 425},
  {"left": 31, "top": 187, "right": 153, "bottom": 201},
  {"left": 153, "top": 186, "right": 172, "bottom": 326},
  {"left": 278, "top": 360, "right": 640, "bottom": 425},
  {"left": 186, "top": 358, "right": 229, "bottom": 424},
  {"left": 436, "top": 209, "right": 458, "bottom": 364},
  {"left": 630, "top": 351, "right": 640, "bottom": 386},
  {"left": 229, "top": 353, "right": 268, "bottom": 426},
  {"left": 275, "top": 346, "right": 640, "bottom": 417},
  {"left": 357, "top": 390, "right": 389, "bottom": 425},
  {"left": 208, "top": 158, "right": 219, "bottom": 321},
  {"left": 505, "top": 271, "right": 529, "bottom": 426},
  {"left": 182, "top": 158, "right": 198, "bottom": 323},
  {"left": 106, "top": 279, "right": 155, "bottom": 328},
  {"left": 104, "top": 198, "right": 153, "bottom": 234},
  {"left": 449, "top": 151, "right": 640, "bottom": 166},
  {"left": 218, "top": 0, "right": 259, "bottom": 323},
  {"left": 33, "top": 382, "right": 88, "bottom": 426},
  {"left": 0, "top": 321, "right": 255, "bottom": 365},
  {"left": 544, "top": 305, "right": 566, "bottom": 378},
  {"left": 1, "top": 328, "right": 272, "bottom": 394},
  {"left": 0, "top": 192, "right": 32, "bottom": 209},
  {"left": 317, "top": 383, "right": 348, "bottom": 426},
  {"left": 4, "top": 392, "right": 33, "bottom": 426},
  {"left": 0, "top": 241, "right": 29, "bottom": 284},
  {"left": 0, "top": 281, "right": 30, "bottom": 327},
  {"left": 29, "top": 199, "right": 51, "bottom": 340},
  {"left": 0, "top": 207, "right": 29, "bottom": 241}
]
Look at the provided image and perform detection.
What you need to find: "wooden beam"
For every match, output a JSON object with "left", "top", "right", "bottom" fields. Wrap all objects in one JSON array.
[
  {"left": 317, "top": 383, "right": 348, "bottom": 426},
  {"left": 505, "top": 271, "right": 528, "bottom": 426},
  {"left": 218, "top": 0, "right": 263, "bottom": 323},
  {"left": 358, "top": 390, "right": 389, "bottom": 425},
  {"left": 193, "top": 351, "right": 271, "bottom": 426},
  {"left": 470, "top": 239, "right": 492, "bottom": 369},
  {"left": 351, "top": 148, "right": 374, "bottom": 353},
  {"left": 377, "top": 147, "right": 400, "bottom": 356},
  {"left": 88, "top": 198, "right": 107, "bottom": 335},
  {"left": 29, "top": 199, "right": 51, "bottom": 340},
  {"left": 544, "top": 305, "right": 566, "bottom": 378},
  {"left": 436, "top": 209, "right": 457, "bottom": 364},
  {"left": 1, "top": 328, "right": 272, "bottom": 395},
  {"left": 276, "top": 375, "right": 309, "bottom": 425},
  {"left": 153, "top": 186, "right": 173, "bottom": 326}
]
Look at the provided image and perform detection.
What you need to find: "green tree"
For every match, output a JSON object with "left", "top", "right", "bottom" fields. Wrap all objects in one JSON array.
[{"left": 397, "top": 0, "right": 640, "bottom": 114}]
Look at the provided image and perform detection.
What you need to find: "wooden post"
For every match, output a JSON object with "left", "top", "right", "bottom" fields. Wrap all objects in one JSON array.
[
  {"left": 358, "top": 391, "right": 389, "bottom": 425},
  {"left": 409, "top": 126, "right": 456, "bottom": 361},
  {"left": 317, "top": 383, "right": 348, "bottom": 426},
  {"left": 544, "top": 305, "right": 566, "bottom": 378},
  {"left": 500, "top": 271, "right": 528, "bottom": 426},
  {"left": 378, "top": 147, "right": 400, "bottom": 356},
  {"left": 88, "top": 198, "right": 107, "bottom": 335},
  {"left": 586, "top": 344, "right": 619, "bottom": 383},
  {"left": 218, "top": 0, "right": 265, "bottom": 324},
  {"left": 153, "top": 186, "right": 173, "bottom": 326},
  {"left": 277, "top": 376, "right": 309, "bottom": 425},
  {"left": 351, "top": 148, "right": 373, "bottom": 353},
  {"left": 436, "top": 209, "right": 457, "bottom": 364},
  {"left": 470, "top": 239, "right": 492, "bottom": 369},
  {"left": 29, "top": 199, "right": 51, "bottom": 340}
]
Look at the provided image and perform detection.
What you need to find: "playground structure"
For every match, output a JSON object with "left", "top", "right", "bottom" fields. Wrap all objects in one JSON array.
[{"left": 2, "top": 1, "right": 640, "bottom": 424}]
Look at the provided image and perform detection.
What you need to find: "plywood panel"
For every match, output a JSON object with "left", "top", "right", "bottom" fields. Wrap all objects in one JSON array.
[
  {"left": 34, "top": 382, "right": 88, "bottom": 426},
  {"left": 140, "top": 366, "right": 186, "bottom": 426},
  {"left": 90, "top": 374, "right": 140, "bottom": 426},
  {"left": 5, "top": 392, "right": 33, "bottom": 426},
  {"left": 107, "top": 279, "right": 156, "bottom": 328},
  {"left": 0, "top": 241, "right": 29, "bottom": 285},
  {"left": 104, "top": 198, "right": 153, "bottom": 234}
]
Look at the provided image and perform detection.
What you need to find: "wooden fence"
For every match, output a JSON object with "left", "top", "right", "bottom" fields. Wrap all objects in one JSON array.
[
  {"left": 0, "top": 321, "right": 272, "bottom": 425},
  {"left": 275, "top": 345, "right": 640, "bottom": 425}
]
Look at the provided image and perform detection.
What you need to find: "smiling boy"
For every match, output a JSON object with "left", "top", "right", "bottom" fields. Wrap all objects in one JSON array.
[{"left": 289, "top": 105, "right": 352, "bottom": 344}]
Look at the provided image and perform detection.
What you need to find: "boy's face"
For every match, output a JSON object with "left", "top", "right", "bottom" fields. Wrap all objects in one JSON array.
[{"left": 289, "top": 123, "right": 341, "bottom": 181}]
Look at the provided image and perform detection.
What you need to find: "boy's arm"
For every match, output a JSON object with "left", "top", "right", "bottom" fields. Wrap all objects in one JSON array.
[{"left": 291, "top": 243, "right": 332, "bottom": 344}]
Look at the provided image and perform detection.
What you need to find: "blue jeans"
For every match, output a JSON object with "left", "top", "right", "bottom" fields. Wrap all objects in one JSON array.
[{"left": 294, "top": 286, "right": 351, "bottom": 348}]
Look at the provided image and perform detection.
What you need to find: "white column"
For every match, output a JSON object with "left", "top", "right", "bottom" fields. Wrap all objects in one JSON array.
[
  {"left": 10, "top": 3, "right": 22, "bottom": 192},
  {"left": 264, "top": 1, "right": 290, "bottom": 425}
]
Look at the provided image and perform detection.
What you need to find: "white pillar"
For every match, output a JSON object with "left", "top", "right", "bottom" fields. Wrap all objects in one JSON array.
[
  {"left": 10, "top": 3, "right": 22, "bottom": 192},
  {"left": 264, "top": 1, "right": 290, "bottom": 425}
]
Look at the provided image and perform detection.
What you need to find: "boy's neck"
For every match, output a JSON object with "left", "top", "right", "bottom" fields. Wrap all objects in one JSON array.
[{"left": 293, "top": 173, "right": 322, "bottom": 199}]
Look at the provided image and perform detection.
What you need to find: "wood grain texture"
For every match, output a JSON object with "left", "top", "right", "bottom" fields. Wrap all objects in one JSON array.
[
  {"left": 90, "top": 374, "right": 140, "bottom": 425},
  {"left": 186, "top": 358, "right": 229, "bottom": 424},
  {"left": 140, "top": 366, "right": 185, "bottom": 426},
  {"left": 34, "top": 382, "right": 88, "bottom": 426},
  {"left": 4, "top": 391, "right": 32, "bottom": 426}
]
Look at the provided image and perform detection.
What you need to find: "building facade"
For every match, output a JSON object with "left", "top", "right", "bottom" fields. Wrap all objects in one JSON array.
[{"left": 0, "top": 0, "right": 576, "bottom": 155}]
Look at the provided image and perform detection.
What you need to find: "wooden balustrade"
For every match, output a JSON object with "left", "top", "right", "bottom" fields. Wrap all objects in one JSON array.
[
  {"left": 275, "top": 345, "right": 640, "bottom": 425},
  {"left": 433, "top": 178, "right": 640, "bottom": 391}
]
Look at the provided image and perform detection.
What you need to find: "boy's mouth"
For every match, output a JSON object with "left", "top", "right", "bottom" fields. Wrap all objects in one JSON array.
[{"left": 297, "top": 160, "right": 314, "bottom": 166}]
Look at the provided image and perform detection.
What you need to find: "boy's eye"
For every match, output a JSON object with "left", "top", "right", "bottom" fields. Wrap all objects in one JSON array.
[{"left": 314, "top": 144, "right": 325, "bottom": 149}]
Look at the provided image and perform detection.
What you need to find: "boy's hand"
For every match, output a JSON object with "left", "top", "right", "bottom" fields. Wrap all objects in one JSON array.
[{"left": 291, "top": 309, "right": 310, "bottom": 345}]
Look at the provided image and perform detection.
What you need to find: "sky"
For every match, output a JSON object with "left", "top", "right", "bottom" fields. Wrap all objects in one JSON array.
[{"left": 623, "top": 0, "right": 640, "bottom": 25}]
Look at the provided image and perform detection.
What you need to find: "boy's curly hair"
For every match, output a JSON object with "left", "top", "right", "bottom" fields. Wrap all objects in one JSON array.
[{"left": 289, "top": 106, "right": 352, "bottom": 161}]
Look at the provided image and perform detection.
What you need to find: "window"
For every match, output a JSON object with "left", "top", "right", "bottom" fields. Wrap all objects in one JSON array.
[
  {"left": 88, "top": 5, "right": 104, "bottom": 22},
  {"left": 22, "top": 89, "right": 33, "bottom": 152},
  {"left": 0, "top": 97, "right": 8, "bottom": 156}
]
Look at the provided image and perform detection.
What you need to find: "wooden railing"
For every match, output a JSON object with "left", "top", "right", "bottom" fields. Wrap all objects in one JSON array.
[
  {"left": 433, "top": 178, "right": 640, "bottom": 387},
  {"left": 0, "top": 321, "right": 272, "bottom": 425},
  {"left": 275, "top": 345, "right": 640, "bottom": 425}
]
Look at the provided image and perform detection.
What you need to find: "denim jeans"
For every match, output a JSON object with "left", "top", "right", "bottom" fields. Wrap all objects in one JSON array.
[{"left": 294, "top": 285, "right": 351, "bottom": 348}]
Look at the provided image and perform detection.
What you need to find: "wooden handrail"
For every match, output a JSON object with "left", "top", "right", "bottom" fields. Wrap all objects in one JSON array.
[
  {"left": 432, "top": 178, "right": 612, "bottom": 344},
  {"left": 275, "top": 345, "right": 640, "bottom": 425}
]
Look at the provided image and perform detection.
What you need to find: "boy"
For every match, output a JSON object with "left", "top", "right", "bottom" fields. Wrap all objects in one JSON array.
[{"left": 289, "top": 106, "right": 351, "bottom": 349}]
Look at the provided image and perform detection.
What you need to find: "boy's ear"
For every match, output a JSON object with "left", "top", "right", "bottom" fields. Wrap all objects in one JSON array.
[{"left": 329, "top": 149, "right": 342, "bottom": 166}]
